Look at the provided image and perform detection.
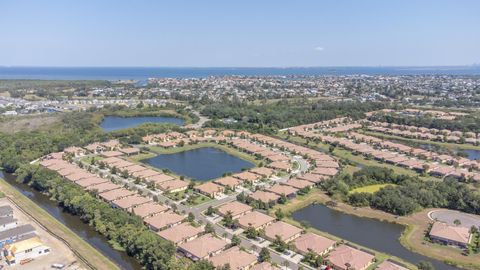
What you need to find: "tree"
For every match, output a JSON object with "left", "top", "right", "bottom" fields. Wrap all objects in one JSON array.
[
  {"left": 454, "top": 219, "right": 461, "bottom": 226},
  {"left": 417, "top": 261, "right": 435, "bottom": 270},
  {"left": 187, "top": 212, "right": 195, "bottom": 223},
  {"left": 259, "top": 247, "right": 271, "bottom": 262},
  {"left": 205, "top": 222, "right": 215, "bottom": 234},
  {"left": 278, "top": 194, "right": 288, "bottom": 204},
  {"left": 245, "top": 226, "right": 258, "bottom": 239},
  {"left": 231, "top": 235, "right": 241, "bottom": 246},
  {"left": 223, "top": 211, "right": 234, "bottom": 228},
  {"left": 205, "top": 206, "right": 216, "bottom": 216},
  {"left": 275, "top": 208, "right": 285, "bottom": 220}
]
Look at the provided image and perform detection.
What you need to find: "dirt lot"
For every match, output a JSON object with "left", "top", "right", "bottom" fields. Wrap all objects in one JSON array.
[{"left": 0, "top": 198, "right": 85, "bottom": 270}]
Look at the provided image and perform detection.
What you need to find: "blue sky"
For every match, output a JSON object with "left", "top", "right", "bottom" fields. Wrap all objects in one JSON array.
[{"left": 1, "top": 0, "right": 479, "bottom": 67}]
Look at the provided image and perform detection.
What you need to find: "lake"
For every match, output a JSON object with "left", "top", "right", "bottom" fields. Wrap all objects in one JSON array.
[
  {"left": 292, "top": 203, "right": 460, "bottom": 270},
  {"left": 141, "top": 147, "right": 255, "bottom": 181},
  {"left": 100, "top": 116, "right": 184, "bottom": 132},
  {"left": 0, "top": 171, "right": 142, "bottom": 270}
]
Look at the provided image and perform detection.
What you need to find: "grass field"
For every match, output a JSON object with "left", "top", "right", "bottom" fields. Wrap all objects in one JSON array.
[
  {"left": 349, "top": 184, "right": 396, "bottom": 194},
  {"left": 0, "top": 178, "right": 120, "bottom": 270}
]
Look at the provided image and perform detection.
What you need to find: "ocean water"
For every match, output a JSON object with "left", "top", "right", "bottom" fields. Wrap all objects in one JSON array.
[{"left": 0, "top": 66, "right": 479, "bottom": 80}]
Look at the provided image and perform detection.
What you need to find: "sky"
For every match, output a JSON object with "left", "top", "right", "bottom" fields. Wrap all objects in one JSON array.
[{"left": 1, "top": 0, "right": 479, "bottom": 67}]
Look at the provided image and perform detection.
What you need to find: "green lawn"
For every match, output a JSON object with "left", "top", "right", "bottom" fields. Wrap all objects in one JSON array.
[{"left": 349, "top": 184, "right": 396, "bottom": 194}]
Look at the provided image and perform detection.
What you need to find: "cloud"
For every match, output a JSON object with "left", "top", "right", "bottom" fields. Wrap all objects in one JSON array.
[{"left": 314, "top": 46, "right": 324, "bottom": 51}]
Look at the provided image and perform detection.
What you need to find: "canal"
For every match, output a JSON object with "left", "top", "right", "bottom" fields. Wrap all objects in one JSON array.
[
  {"left": 142, "top": 147, "right": 255, "bottom": 181},
  {"left": 100, "top": 115, "right": 185, "bottom": 132},
  {"left": 292, "top": 203, "right": 461, "bottom": 270},
  {"left": 0, "top": 171, "right": 142, "bottom": 270}
]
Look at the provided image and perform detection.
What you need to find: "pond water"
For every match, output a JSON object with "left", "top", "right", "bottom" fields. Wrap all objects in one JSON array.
[
  {"left": 0, "top": 171, "right": 142, "bottom": 270},
  {"left": 142, "top": 147, "right": 255, "bottom": 181},
  {"left": 100, "top": 116, "right": 184, "bottom": 132},
  {"left": 292, "top": 203, "right": 460, "bottom": 270}
]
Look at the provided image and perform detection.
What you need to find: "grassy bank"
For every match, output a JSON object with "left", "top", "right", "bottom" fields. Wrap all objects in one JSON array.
[
  {"left": 0, "top": 177, "right": 120, "bottom": 270},
  {"left": 147, "top": 142, "right": 262, "bottom": 166}
]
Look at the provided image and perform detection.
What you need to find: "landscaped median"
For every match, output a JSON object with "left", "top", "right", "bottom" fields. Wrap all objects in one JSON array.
[{"left": 0, "top": 177, "right": 120, "bottom": 270}]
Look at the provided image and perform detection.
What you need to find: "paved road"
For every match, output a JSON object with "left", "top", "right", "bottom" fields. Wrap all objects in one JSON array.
[
  {"left": 79, "top": 148, "right": 313, "bottom": 270},
  {"left": 184, "top": 108, "right": 210, "bottom": 129}
]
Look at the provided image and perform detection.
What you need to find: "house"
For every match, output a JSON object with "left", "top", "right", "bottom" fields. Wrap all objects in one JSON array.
[
  {"left": 0, "top": 206, "right": 13, "bottom": 218},
  {"left": 132, "top": 202, "right": 168, "bottom": 219},
  {"left": 112, "top": 195, "right": 151, "bottom": 211},
  {"left": 429, "top": 222, "right": 472, "bottom": 248},
  {"left": 157, "top": 179, "right": 189, "bottom": 193},
  {"left": 195, "top": 182, "right": 224, "bottom": 198},
  {"left": 237, "top": 211, "right": 275, "bottom": 230},
  {"left": 157, "top": 222, "right": 203, "bottom": 245},
  {"left": 119, "top": 147, "right": 141, "bottom": 156},
  {"left": 293, "top": 232, "right": 336, "bottom": 256},
  {"left": 86, "top": 182, "right": 122, "bottom": 193},
  {"left": 327, "top": 245, "right": 375, "bottom": 270},
  {"left": 214, "top": 176, "right": 243, "bottom": 189},
  {"left": 249, "top": 167, "right": 275, "bottom": 178},
  {"left": 267, "top": 161, "right": 291, "bottom": 172},
  {"left": 264, "top": 221, "right": 302, "bottom": 243},
  {"left": 0, "top": 224, "right": 36, "bottom": 246},
  {"left": 217, "top": 201, "right": 252, "bottom": 219},
  {"left": 3, "top": 236, "right": 50, "bottom": 265},
  {"left": 284, "top": 178, "right": 314, "bottom": 190},
  {"left": 249, "top": 190, "right": 280, "bottom": 204},
  {"left": 0, "top": 217, "right": 18, "bottom": 232},
  {"left": 376, "top": 260, "right": 409, "bottom": 270},
  {"left": 233, "top": 171, "right": 261, "bottom": 183},
  {"left": 75, "top": 177, "right": 108, "bottom": 188},
  {"left": 144, "top": 211, "right": 184, "bottom": 231},
  {"left": 251, "top": 262, "right": 280, "bottom": 270},
  {"left": 99, "top": 188, "right": 135, "bottom": 202},
  {"left": 178, "top": 234, "right": 228, "bottom": 261},
  {"left": 209, "top": 246, "right": 257, "bottom": 270},
  {"left": 268, "top": 184, "right": 299, "bottom": 198}
]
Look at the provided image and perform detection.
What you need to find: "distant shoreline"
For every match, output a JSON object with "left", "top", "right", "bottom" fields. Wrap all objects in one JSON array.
[{"left": 1, "top": 66, "right": 479, "bottom": 81}]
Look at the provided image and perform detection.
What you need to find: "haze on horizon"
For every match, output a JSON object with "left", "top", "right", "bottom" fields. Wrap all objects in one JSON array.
[{"left": 1, "top": 0, "right": 479, "bottom": 68}]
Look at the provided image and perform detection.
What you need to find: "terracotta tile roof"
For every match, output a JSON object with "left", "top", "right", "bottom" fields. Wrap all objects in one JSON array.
[
  {"left": 86, "top": 182, "right": 121, "bottom": 193},
  {"left": 178, "top": 234, "right": 228, "bottom": 259},
  {"left": 157, "top": 222, "right": 203, "bottom": 244},
  {"left": 157, "top": 179, "right": 189, "bottom": 192},
  {"left": 195, "top": 182, "right": 224, "bottom": 196},
  {"left": 217, "top": 201, "right": 252, "bottom": 217},
  {"left": 144, "top": 211, "right": 184, "bottom": 230},
  {"left": 327, "top": 245, "right": 375, "bottom": 270},
  {"left": 75, "top": 176, "right": 108, "bottom": 188},
  {"left": 249, "top": 190, "right": 280, "bottom": 204},
  {"left": 429, "top": 222, "right": 471, "bottom": 245},
  {"left": 132, "top": 202, "right": 168, "bottom": 218},
  {"left": 209, "top": 246, "right": 257, "bottom": 270},
  {"left": 268, "top": 184, "right": 299, "bottom": 196},
  {"left": 237, "top": 211, "right": 275, "bottom": 229},
  {"left": 214, "top": 176, "right": 243, "bottom": 188},
  {"left": 249, "top": 167, "right": 275, "bottom": 177},
  {"left": 293, "top": 232, "right": 336, "bottom": 255},
  {"left": 99, "top": 188, "right": 135, "bottom": 202},
  {"left": 264, "top": 221, "right": 302, "bottom": 242},
  {"left": 113, "top": 195, "right": 151, "bottom": 210},
  {"left": 251, "top": 262, "right": 280, "bottom": 270},
  {"left": 284, "top": 178, "right": 314, "bottom": 189},
  {"left": 233, "top": 171, "right": 261, "bottom": 182},
  {"left": 376, "top": 261, "right": 409, "bottom": 270}
]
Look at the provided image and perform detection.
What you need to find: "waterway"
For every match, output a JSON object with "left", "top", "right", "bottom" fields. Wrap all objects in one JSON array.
[
  {"left": 0, "top": 171, "right": 142, "bottom": 270},
  {"left": 142, "top": 147, "right": 255, "bottom": 181},
  {"left": 292, "top": 203, "right": 461, "bottom": 270},
  {"left": 100, "top": 116, "right": 184, "bottom": 132}
]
